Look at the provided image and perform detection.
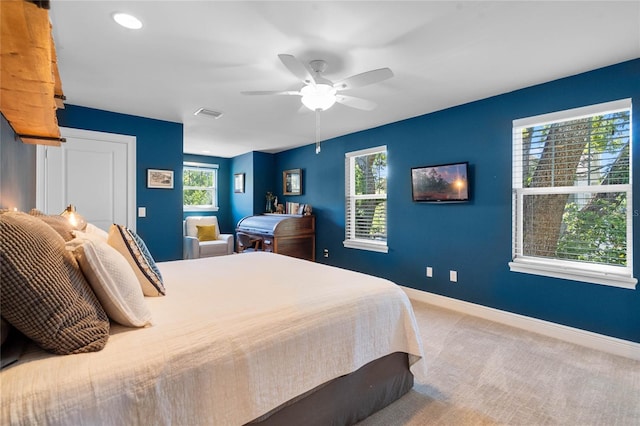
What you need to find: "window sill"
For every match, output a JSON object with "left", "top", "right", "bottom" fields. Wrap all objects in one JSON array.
[
  {"left": 343, "top": 239, "right": 388, "bottom": 253},
  {"left": 183, "top": 206, "right": 219, "bottom": 213},
  {"left": 509, "top": 258, "right": 637, "bottom": 290}
]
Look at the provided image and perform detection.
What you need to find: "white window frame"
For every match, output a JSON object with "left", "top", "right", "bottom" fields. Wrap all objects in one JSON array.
[
  {"left": 183, "top": 162, "right": 219, "bottom": 212},
  {"left": 343, "top": 145, "right": 388, "bottom": 253},
  {"left": 509, "top": 99, "right": 635, "bottom": 289}
]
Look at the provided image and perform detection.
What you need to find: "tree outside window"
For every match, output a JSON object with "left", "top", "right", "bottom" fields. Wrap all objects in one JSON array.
[
  {"left": 183, "top": 163, "right": 218, "bottom": 211},
  {"left": 511, "top": 99, "right": 634, "bottom": 288},
  {"left": 344, "top": 146, "right": 388, "bottom": 253}
]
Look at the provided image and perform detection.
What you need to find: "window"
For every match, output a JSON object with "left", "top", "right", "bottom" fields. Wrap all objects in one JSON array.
[
  {"left": 510, "top": 99, "right": 635, "bottom": 289},
  {"left": 183, "top": 162, "right": 218, "bottom": 212},
  {"left": 344, "top": 146, "right": 388, "bottom": 253}
]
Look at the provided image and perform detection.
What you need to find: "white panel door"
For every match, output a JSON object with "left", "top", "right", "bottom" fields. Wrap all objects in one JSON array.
[{"left": 37, "top": 128, "right": 136, "bottom": 231}]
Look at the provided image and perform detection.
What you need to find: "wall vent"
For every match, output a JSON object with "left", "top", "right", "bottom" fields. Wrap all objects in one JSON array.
[{"left": 194, "top": 108, "right": 223, "bottom": 119}]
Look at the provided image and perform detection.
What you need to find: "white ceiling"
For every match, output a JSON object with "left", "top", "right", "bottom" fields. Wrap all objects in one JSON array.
[{"left": 49, "top": 1, "right": 640, "bottom": 158}]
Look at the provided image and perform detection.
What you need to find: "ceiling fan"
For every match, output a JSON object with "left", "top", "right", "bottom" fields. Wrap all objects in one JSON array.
[{"left": 241, "top": 54, "right": 394, "bottom": 112}]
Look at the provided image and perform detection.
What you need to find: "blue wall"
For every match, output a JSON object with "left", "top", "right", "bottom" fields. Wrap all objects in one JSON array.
[
  {"left": 183, "top": 153, "right": 233, "bottom": 233},
  {"left": 275, "top": 59, "right": 640, "bottom": 343},
  {"left": 230, "top": 152, "right": 255, "bottom": 227},
  {"left": 230, "top": 151, "right": 276, "bottom": 227},
  {"left": 57, "top": 105, "right": 184, "bottom": 262},
  {"left": 253, "top": 151, "right": 277, "bottom": 213}
]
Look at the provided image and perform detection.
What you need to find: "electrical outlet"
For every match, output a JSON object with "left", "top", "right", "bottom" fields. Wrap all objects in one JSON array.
[
  {"left": 323, "top": 248, "right": 329, "bottom": 258},
  {"left": 426, "top": 266, "right": 433, "bottom": 277},
  {"left": 449, "top": 270, "right": 457, "bottom": 282},
  {"left": 138, "top": 207, "right": 146, "bottom": 217}
]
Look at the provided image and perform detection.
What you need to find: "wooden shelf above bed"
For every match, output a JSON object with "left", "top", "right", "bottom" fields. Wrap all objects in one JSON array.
[{"left": 0, "top": 0, "right": 65, "bottom": 146}]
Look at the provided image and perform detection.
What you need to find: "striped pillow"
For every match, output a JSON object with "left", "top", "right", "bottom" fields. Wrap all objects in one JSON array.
[
  {"left": 0, "top": 212, "right": 110, "bottom": 355},
  {"left": 107, "top": 224, "right": 165, "bottom": 297}
]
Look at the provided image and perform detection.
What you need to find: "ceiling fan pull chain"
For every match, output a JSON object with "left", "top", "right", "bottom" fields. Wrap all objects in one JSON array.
[{"left": 315, "top": 109, "right": 321, "bottom": 154}]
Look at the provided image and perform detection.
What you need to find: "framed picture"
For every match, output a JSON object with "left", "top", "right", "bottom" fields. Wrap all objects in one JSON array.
[
  {"left": 234, "top": 173, "right": 245, "bottom": 193},
  {"left": 283, "top": 168, "right": 302, "bottom": 195},
  {"left": 147, "top": 168, "right": 174, "bottom": 189}
]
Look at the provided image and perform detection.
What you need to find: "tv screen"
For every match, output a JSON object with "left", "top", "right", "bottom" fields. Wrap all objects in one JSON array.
[{"left": 411, "top": 162, "right": 469, "bottom": 202}]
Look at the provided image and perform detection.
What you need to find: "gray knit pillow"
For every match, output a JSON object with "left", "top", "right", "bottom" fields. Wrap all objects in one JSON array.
[
  {"left": 0, "top": 212, "right": 110, "bottom": 355},
  {"left": 28, "top": 209, "right": 76, "bottom": 241}
]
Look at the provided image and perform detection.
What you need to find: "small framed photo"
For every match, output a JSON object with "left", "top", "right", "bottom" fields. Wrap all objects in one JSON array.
[
  {"left": 147, "top": 168, "right": 174, "bottom": 189},
  {"left": 234, "top": 173, "right": 245, "bottom": 193},
  {"left": 283, "top": 168, "right": 302, "bottom": 196}
]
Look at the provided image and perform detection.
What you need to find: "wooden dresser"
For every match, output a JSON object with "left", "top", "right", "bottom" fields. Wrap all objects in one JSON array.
[{"left": 236, "top": 214, "right": 315, "bottom": 261}]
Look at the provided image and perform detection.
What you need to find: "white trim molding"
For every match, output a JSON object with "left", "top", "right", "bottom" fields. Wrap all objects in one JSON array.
[
  {"left": 343, "top": 239, "right": 389, "bottom": 253},
  {"left": 402, "top": 287, "right": 640, "bottom": 361},
  {"left": 509, "top": 258, "right": 637, "bottom": 290}
]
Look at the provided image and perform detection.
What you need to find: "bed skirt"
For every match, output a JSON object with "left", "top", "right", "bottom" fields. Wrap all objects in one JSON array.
[{"left": 247, "top": 352, "right": 413, "bottom": 426}]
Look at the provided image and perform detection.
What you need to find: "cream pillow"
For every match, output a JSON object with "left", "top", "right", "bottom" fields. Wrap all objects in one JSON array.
[
  {"left": 85, "top": 223, "right": 109, "bottom": 241},
  {"left": 68, "top": 235, "right": 152, "bottom": 327}
]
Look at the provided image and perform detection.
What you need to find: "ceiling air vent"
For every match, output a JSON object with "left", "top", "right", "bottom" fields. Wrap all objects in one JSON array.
[{"left": 194, "top": 108, "right": 223, "bottom": 119}]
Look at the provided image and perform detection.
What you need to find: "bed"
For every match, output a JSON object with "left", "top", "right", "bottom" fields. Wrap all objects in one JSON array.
[{"left": 1, "top": 213, "right": 424, "bottom": 425}]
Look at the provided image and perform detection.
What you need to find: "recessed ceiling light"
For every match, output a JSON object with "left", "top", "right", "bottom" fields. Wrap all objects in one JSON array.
[{"left": 113, "top": 12, "right": 142, "bottom": 30}]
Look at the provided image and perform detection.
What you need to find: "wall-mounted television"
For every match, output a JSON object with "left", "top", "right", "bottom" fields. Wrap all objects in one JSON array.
[{"left": 411, "top": 162, "right": 470, "bottom": 202}]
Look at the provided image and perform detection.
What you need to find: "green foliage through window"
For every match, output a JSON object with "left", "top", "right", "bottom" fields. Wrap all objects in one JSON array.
[
  {"left": 557, "top": 193, "right": 627, "bottom": 265},
  {"left": 183, "top": 165, "right": 217, "bottom": 209},
  {"left": 346, "top": 147, "right": 388, "bottom": 249},
  {"left": 353, "top": 153, "right": 387, "bottom": 240},
  {"left": 514, "top": 104, "right": 631, "bottom": 271}
]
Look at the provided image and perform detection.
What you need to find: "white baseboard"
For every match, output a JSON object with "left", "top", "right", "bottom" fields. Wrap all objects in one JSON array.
[{"left": 401, "top": 286, "right": 640, "bottom": 361}]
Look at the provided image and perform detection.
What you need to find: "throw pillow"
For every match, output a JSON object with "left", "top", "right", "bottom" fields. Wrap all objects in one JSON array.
[
  {"left": 185, "top": 216, "right": 221, "bottom": 240},
  {"left": 0, "top": 212, "right": 110, "bottom": 355},
  {"left": 107, "top": 224, "right": 165, "bottom": 297},
  {"left": 85, "top": 223, "right": 109, "bottom": 241},
  {"left": 68, "top": 236, "right": 152, "bottom": 327},
  {"left": 28, "top": 209, "right": 75, "bottom": 241},
  {"left": 196, "top": 224, "right": 217, "bottom": 241}
]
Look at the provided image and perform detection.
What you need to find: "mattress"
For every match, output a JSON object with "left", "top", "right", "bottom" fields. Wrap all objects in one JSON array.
[{"left": 1, "top": 252, "right": 424, "bottom": 425}]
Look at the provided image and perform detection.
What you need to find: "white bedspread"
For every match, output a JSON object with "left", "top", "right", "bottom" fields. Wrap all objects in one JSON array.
[{"left": 1, "top": 252, "right": 424, "bottom": 425}]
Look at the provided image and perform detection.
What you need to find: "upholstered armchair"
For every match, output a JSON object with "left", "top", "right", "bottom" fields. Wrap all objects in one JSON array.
[{"left": 183, "top": 216, "right": 234, "bottom": 259}]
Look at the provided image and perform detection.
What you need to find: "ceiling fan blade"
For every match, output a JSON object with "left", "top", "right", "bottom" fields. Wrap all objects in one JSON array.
[
  {"left": 334, "top": 68, "right": 393, "bottom": 91},
  {"left": 278, "top": 54, "right": 317, "bottom": 85},
  {"left": 241, "top": 90, "right": 301, "bottom": 96},
  {"left": 336, "top": 95, "right": 377, "bottom": 111}
]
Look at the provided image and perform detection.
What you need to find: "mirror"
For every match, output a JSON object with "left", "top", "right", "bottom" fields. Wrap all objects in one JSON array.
[{"left": 283, "top": 169, "right": 302, "bottom": 195}]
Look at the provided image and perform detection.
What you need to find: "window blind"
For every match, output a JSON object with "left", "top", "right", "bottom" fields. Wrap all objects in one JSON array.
[
  {"left": 183, "top": 162, "right": 218, "bottom": 210},
  {"left": 344, "top": 146, "right": 388, "bottom": 252},
  {"left": 518, "top": 115, "right": 630, "bottom": 189},
  {"left": 511, "top": 99, "right": 634, "bottom": 287}
]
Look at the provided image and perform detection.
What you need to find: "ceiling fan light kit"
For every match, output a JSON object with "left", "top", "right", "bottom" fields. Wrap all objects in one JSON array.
[{"left": 300, "top": 84, "right": 337, "bottom": 111}]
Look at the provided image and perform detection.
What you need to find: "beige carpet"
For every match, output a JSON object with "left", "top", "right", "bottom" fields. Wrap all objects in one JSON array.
[{"left": 357, "top": 301, "right": 640, "bottom": 426}]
